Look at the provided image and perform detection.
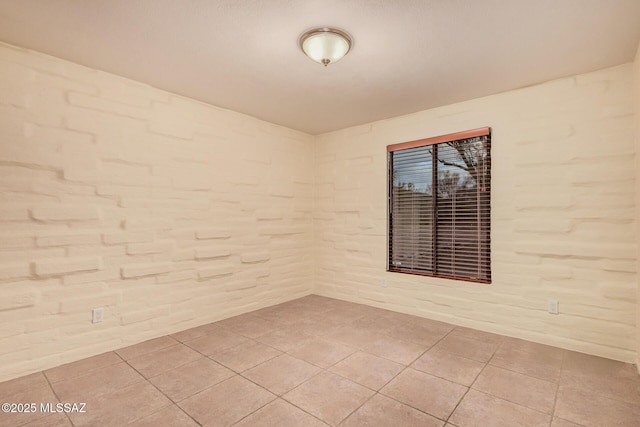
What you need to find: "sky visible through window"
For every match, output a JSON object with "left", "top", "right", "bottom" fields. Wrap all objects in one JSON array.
[{"left": 392, "top": 144, "right": 475, "bottom": 194}]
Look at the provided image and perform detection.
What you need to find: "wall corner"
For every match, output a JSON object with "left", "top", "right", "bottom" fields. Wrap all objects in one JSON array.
[{"left": 634, "top": 39, "right": 640, "bottom": 373}]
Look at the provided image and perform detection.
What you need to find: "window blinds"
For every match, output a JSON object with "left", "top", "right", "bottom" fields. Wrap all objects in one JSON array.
[{"left": 387, "top": 128, "right": 491, "bottom": 283}]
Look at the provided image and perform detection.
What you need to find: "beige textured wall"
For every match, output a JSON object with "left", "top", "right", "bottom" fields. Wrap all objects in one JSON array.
[
  {"left": 0, "top": 42, "right": 314, "bottom": 382},
  {"left": 314, "top": 64, "right": 637, "bottom": 363}
]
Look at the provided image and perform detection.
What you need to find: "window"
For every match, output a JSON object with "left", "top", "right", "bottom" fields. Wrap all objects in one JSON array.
[{"left": 387, "top": 128, "right": 491, "bottom": 283}]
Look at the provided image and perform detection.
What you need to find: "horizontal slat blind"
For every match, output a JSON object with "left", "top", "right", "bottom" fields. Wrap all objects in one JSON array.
[
  {"left": 390, "top": 146, "right": 434, "bottom": 272},
  {"left": 388, "top": 129, "right": 491, "bottom": 283}
]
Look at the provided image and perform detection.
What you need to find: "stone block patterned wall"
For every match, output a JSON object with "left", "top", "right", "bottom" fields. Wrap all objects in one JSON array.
[
  {"left": 314, "top": 64, "right": 637, "bottom": 363},
  {"left": 0, "top": 42, "right": 314, "bottom": 382}
]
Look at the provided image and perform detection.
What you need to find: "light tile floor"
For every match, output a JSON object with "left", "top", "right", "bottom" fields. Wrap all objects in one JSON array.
[{"left": 1, "top": 295, "right": 639, "bottom": 427}]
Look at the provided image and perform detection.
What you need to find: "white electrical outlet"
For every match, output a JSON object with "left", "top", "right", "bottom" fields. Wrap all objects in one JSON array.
[
  {"left": 381, "top": 278, "right": 388, "bottom": 288},
  {"left": 547, "top": 300, "right": 559, "bottom": 315},
  {"left": 92, "top": 307, "right": 104, "bottom": 324}
]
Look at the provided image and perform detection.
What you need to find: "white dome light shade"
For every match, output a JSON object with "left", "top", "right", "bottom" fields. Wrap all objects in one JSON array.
[{"left": 299, "top": 28, "right": 352, "bottom": 66}]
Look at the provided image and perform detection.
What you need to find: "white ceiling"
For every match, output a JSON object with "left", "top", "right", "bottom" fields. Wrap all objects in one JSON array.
[{"left": 0, "top": 0, "right": 639, "bottom": 135}]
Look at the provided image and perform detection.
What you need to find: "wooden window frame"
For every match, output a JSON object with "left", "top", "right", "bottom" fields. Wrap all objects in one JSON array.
[{"left": 387, "top": 127, "right": 491, "bottom": 284}]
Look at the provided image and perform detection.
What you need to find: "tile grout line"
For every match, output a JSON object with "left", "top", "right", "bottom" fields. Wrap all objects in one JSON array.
[
  {"left": 40, "top": 371, "right": 76, "bottom": 427},
  {"left": 278, "top": 373, "right": 335, "bottom": 426},
  {"left": 120, "top": 340, "right": 219, "bottom": 384},
  {"left": 477, "top": 340, "right": 565, "bottom": 410},
  {"left": 205, "top": 341, "right": 283, "bottom": 374},
  {"left": 171, "top": 313, "right": 347, "bottom": 427},
  {"left": 451, "top": 338, "right": 560, "bottom": 423},
  {"left": 286, "top": 342, "right": 359, "bottom": 370},
  {"left": 549, "top": 348, "right": 567, "bottom": 425},
  {"left": 327, "top": 317, "right": 447, "bottom": 424},
  {"left": 115, "top": 349, "right": 203, "bottom": 427},
  {"left": 162, "top": 335, "right": 272, "bottom": 415},
  {"left": 219, "top": 310, "right": 342, "bottom": 425},
  {"left": 223, "top": 394, "right": 277, "bottom": 427},
  {"left": 234, "top": 368, "right": 327, "bottom": 426},
  {"left": 486, "top": 356, "right": 562, "bottom": 384},
  {"left": 280, "top": 315, "right": 402, "bottom": 425},
  {"left": 329, "top": 318, "right": 456, "bottom": 371},
  {"left": 371, "top": 324, "right": 463, "bottom": 424},
  {"left": 443, "top": 332, "right": 506, "bottom": 424},
  {"left": 335, "top": 391, "right": 377, "bottom": 426},
  {"left": 229, "top": 308, "right": 411, "bottom": 425},
  {"left": 378, "top": 390, "right": 451, "bottom": 424}
]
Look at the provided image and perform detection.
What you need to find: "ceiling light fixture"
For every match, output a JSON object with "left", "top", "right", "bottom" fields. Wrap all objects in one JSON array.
[{"left": 299, "top": 27, "right": 352, "bottom": 67}]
